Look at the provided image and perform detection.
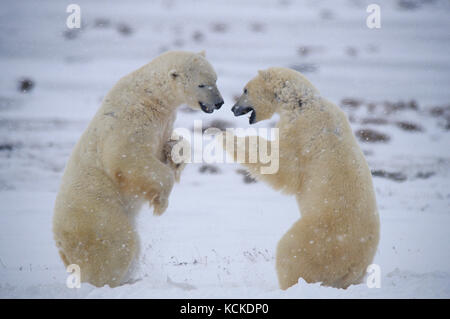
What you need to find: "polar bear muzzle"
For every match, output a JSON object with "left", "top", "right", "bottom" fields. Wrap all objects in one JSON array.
[
  {"left": 231, "top": 104, "right": 256, "bottom": 124},
  {"left": 199, "top": 100, "right": 223, "bottom": 113},
  {"left": 197, "top": 85, "right": 224, "bottom": 113}
]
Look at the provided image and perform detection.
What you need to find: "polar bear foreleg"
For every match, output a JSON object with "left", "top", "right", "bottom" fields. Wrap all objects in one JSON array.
[
  {"left": 110, "top": 154, "right": 175, "bottom": 216},
  {"left": 224, "top": 134, "right": 281, "bottom": 183}
]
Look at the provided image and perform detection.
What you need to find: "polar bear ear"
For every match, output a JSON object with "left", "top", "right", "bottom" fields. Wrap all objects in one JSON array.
[
  {"left": 169, "top": 69, "right": 179, "bottom": 79},
  {"left": 198, "top": 50, "right": 206, "bottom": 57},
  {"left": 258, "top": 69, "right": 270, "bottom": 82}
]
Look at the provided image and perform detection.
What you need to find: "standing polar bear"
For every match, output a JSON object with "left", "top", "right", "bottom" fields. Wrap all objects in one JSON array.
[
  {"left": 227, "top": 67, "right": 379, "bottom": 289},
  {"left": 53, "top": 51, "right": 223, "bottom": 287}
]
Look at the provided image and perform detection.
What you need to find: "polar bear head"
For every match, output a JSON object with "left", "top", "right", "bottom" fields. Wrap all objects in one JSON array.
[
  {"left": 166, "top": 51, "right": 224, "bottom": 113},
  {"left": 231, "top": 67, "right": 319, "bottom": 124}
]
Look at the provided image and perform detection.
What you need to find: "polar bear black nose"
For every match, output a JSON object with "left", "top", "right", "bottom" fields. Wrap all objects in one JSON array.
[
  {"left": 231, "top": 105, "right": 253, "bottom": 116},
  {"left": 215, "top": 100, "right": 224, "bottom": 109}
]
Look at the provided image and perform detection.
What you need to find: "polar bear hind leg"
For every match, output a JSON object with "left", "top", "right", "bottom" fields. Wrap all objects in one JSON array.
[
  {"left": 54, "top": 202, "right": 138, "bottom": 288},
  {"left": 276, "top": 216, "right": 366, "bottom": 290}
]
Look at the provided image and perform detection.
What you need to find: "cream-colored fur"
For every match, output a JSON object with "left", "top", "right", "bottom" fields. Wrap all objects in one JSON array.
[
  {"left": 163, "top": 133, "right": 187, "bottom": 183},
  {"left": 226, "top": 67, "right": 380, "bottom": 289},
  {"left": 53, "top": 51, "right": 221, "bottom": 287}
]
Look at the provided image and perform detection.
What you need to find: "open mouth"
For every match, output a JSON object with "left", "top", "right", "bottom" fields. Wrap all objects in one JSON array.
[
  {"left": 215, "top": 100, "right": 224, "bottom": 110},
  {"left": 231, "top": 105, "right": 256, "bottom": 124},
  {"left": 199, "top": 101, "right": 214, "bottom": 114}
]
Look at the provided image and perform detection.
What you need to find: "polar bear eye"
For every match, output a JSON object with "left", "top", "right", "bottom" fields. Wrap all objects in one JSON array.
[
  {"left": 244, "top": 88, "right": 248, "bottom": 94},
  {"left": 198, "top": 84, "right": 205, "bottom": 88}
]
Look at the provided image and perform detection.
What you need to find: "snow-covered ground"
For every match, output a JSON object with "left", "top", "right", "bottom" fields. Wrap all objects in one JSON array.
[{"left": 0, "top": 0, "right": 449, "bottom": 298}]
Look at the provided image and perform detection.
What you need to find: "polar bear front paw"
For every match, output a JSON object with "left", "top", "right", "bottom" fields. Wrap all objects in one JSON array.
[
  {"left": 163, "top": 136, "right": 188, "bottom": 183},
  {"left": 152, "top": 195, "right": 168, "bottom": 216}
]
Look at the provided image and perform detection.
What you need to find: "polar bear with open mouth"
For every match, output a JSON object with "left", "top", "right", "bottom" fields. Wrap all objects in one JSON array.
[
  {"left": 53, "top": 51, "right": 223, "bottom": 287},
  {"left": 226, "top": 67, "right": 379, "bottom": 289}
]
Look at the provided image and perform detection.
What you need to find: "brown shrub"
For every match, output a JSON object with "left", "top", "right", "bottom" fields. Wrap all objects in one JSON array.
[{"left": 356, "top": 129, "right": 390, "bottom": 143}]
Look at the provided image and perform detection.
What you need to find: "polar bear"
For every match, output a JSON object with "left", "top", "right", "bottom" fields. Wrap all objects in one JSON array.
[
  {"left": 53, "top": 51, "right": 223, "bottom": 287},
  {"left": 226, "top": 67, "right": 379, "bottom": 289}
]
